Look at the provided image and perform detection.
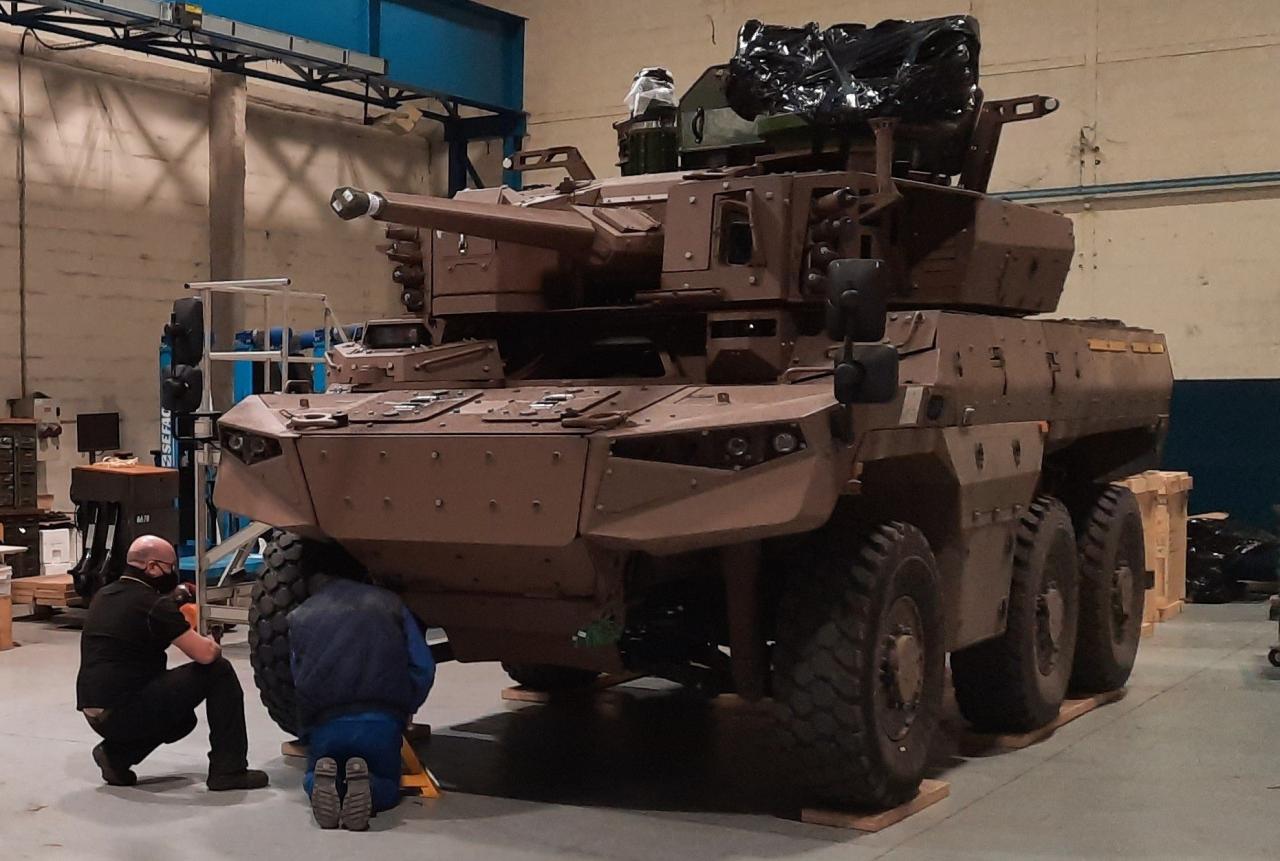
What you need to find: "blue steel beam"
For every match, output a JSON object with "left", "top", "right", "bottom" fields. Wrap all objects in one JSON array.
[{"left": 1, "top": 1, "right": 527, "bottom": 194}]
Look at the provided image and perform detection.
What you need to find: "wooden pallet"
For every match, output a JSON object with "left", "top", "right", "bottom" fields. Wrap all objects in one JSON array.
[
  {"left": 10, "top": 574, "right": 74, "bottom": 607},
  {"left": 961, "top": 688, "right": 1126, "bottom": 752},
  {"left": 801, "top": 779, "right": 950, "bottom": 831}
]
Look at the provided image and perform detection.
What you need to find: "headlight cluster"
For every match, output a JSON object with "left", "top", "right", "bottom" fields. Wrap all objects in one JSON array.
[
  {"left": 609, "top": 423, "right": 806, "bottom": 471},
  {"left": 219, "top": 427, "right": 283, "bottom": 466}
]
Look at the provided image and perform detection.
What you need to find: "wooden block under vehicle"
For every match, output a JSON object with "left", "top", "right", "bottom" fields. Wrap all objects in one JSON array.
[
  {"left": 962, "top": 688, "right": 1126, "bottom": 752},
  {"left": 501, "top": 673, "right": 641, "bottom": 703},
  {"left": 1157, "top": 600, "right": 1184, "bottom": 622},
  {"left": 800, "top": 779, "right": 950, "bottom": 831}
]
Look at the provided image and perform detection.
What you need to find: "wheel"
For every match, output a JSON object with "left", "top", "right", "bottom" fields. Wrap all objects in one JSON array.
[
  {"left": 952, "top": 496, "right": 1080, "bottom": 733},
  {"left": 1071, "top": 486, "right": 1146, "bottom": 693},
  {"left": 772, "top": 521, "right": 944, "bottom": 809},
  {"left": 501, "top": 663, "right": 599, "bottom": 691},
  {"left": 1268, "top": 647, "right": 1280, "bottom": 669},
  {"left": 248, "top": 532, "right": 358, "bottom": 735}
]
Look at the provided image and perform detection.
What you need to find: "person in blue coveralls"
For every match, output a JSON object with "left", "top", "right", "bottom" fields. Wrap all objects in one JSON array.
[{"left": 288, "top": 576, "right": 434, "bottom": 830}]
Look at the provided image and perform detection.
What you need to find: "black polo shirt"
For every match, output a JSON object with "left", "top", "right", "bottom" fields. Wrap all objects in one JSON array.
[{"left": 76, "top": 576, "right": 191, "bottom": 710}]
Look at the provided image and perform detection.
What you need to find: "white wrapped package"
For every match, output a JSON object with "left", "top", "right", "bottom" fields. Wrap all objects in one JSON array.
[{"left": 624, "top": 67, "right": 677, "bottom": 117}]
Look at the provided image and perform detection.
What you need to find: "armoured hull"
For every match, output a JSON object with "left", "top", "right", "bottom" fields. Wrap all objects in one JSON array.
[{"left": 216, "top": 312, "right": 1171, "bottom": 667}]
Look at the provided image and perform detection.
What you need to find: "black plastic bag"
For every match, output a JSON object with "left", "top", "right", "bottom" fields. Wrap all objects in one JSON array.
[
  {"left": 725, "top": 15, "right": 980, "bottom": 127},
  {"left": 1186, "top": 517, "right": 1280, "bottom": 603}
]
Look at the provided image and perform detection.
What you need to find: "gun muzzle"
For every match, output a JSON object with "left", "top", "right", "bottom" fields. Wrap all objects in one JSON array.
[{"left": 331, "top": 187, "right": 386, "bottom": 221}]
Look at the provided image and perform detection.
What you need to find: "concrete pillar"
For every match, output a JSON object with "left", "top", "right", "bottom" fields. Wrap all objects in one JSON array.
[{"left": 207, "top": 70, "right": 247, "bottom": 405}]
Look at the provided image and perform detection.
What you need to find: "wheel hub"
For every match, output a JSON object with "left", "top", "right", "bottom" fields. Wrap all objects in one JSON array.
[
  {"left": 1036, "top": 583, "right": 1065, "bottom": 674},
  {"left": 889, "top": 633, "right": 924, "bottom": 704},
  {"left": 878, "top": 596, "right": 927, "bottom": 742},
  {"left": 1111, "top": 561, "right": 1134, "bottom": 637}
]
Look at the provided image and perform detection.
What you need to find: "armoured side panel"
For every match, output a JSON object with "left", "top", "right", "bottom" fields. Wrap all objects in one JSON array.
[
  {"left": 295, "top": 435, "right": 589, "bottom": 547},
  {"left": 430, "top": 233, "right": 559, "bottom": 314},
  {"left": 902, "top": 190, "right": 1073, "bottom": 313},
  {"left": 1040, "top": 321, "right": 1172, "bottom": 444},
  {"left": 655, "top": 174, "right": 799, "bottom": 302},
  {"left": 343, "top": 539, "right": 608, "bottom": 599},
  {"left": 890, "top": 313, "right": 1171, "bottom": 437},
  {"left": 856, "top": 421, "right": 1044, "bottom": 650}
]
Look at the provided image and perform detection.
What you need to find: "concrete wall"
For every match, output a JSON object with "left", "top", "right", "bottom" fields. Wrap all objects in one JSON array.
[{"left": 0, "top": 29, "right": 435, "bottom": 508}]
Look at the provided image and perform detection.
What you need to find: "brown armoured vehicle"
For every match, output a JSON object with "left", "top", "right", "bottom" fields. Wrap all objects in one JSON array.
[{"left": 216, "top": 16, "right": 1172, "bottom": 809}]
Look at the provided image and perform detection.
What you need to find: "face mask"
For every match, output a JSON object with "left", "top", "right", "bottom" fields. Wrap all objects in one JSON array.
[{"left": 149, "top": 564, "right": 179, "bottom": 596}]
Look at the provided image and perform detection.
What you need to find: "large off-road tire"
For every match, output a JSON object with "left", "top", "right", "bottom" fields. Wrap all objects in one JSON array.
[
  {"left": 1070, "top": 486, "right": 1146, "bottom": 693},
  {"left": 247, "top": 532, "right": 354, "bottom": 735},
  {"left": 501, "top": 663, "right": 599, "bottom": 691},
  {"left": 952, "top": 496, "right": 1080, "bottom": 733},
  {"left": 773, "top": 522, "right": 944, "bottom": 809}
]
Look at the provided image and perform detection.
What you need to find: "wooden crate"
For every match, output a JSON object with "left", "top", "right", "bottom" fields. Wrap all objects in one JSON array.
[
  {"left": 1151, "top": 471, "right": 1192, "bottom": 611},
  {"left": 1114, "top": 473, "right": 1162, "bottom": 624},
  {"left": 1114, "top": 471, "right": 1192, "bottom": 622}
]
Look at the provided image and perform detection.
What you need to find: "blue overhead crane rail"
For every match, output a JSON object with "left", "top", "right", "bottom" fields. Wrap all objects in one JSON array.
[{"left": 0, "top": 1, "right": 525, "bottom": 190}]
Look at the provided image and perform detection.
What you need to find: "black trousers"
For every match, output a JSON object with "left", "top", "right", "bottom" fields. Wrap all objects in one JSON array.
[{"left": 89, "top": 658, "right": 249, "bottom": 777}]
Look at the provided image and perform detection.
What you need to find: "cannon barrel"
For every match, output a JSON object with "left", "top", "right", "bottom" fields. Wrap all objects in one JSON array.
[{"left": 331, "top": 187, "right": 596, "bottom": 252}]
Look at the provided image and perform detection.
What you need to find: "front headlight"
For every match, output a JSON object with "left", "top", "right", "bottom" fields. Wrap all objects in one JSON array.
[
  {"left": 609, "top": 423, "right": 806, "bottom": 471},
  {"left": 219, "top": 426, "right": 282, "bottom": 466}
]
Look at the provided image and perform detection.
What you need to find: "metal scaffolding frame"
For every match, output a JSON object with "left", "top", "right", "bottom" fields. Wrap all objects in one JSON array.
[{"left": 182, "top": 278, "right": 342, "bottom": 633}]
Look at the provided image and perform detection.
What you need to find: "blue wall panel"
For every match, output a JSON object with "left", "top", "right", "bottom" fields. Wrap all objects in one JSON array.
[
  {"left": 380, "top": 1, "right": 521, "bottom": 112},
  {"left": 193, "top": 0, "right": 524, "bottom": 111},
  {"left": 1162, "top": 379, "right": 1280, "bottom": 528}
]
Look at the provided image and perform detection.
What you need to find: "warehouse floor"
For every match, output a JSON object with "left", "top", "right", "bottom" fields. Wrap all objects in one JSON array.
[{"left": 1, "top": 604, "right": 1277, "bottom": 860}]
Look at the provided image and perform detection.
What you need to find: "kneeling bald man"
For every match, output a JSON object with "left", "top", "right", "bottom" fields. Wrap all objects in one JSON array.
[{"left": 76, "top": 535, "right": 269, "bottom": 791}]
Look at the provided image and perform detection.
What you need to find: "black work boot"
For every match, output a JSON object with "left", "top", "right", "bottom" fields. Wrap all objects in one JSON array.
[
  {"left": 310, "top": 758, "right": 340, "bottom": 829},
  {"left": 207, "top": 768, "right": 270, "bottom": 791},
  {"left": 340, "top": 757, "right": 372, "bottom": 831},
  {"left": 92, "top": 743, "right": 138, "bottom": 787}
]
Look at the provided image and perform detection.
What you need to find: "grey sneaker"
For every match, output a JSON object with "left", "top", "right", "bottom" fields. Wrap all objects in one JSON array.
[
  {"left": 310, "top": 757, "right": 340, "bottom": 829},
  {"left": 340, "top": 757, "right": 372, "bottom": 831}
]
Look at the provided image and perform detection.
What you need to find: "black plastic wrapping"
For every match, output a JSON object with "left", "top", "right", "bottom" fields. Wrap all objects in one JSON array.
[
  {"left": 1186, "top": 518, "right": 1280, "bottom": 603},
  {"left": 725, "top": 15, "right": 980, "bottom": 128}
]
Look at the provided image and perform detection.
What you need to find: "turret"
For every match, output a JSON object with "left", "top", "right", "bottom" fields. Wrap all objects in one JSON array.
[{"left": 335, "top": 14, "right": 1074, "bottom": 321}]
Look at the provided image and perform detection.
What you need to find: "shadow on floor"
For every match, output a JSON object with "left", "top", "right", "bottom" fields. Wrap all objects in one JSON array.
[{"left": 416, "top": 683, "right": 957, "bottom": 824}]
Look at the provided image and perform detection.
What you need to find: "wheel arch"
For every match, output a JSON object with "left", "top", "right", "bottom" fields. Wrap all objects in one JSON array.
[{"left": 849, "top": 421, "right": 1047, "bottom": 651}]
